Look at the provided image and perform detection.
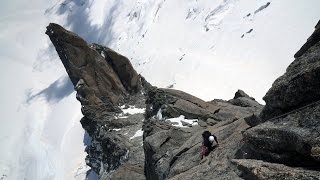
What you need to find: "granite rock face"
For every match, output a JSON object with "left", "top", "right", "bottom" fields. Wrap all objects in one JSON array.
[
  {"left": 243, "top": 102, "right": 320, "bottom": 167},
  {"left": 294, "top": 20, "right": 320, "bottom": 58},
  {"left": 232, "top": 159, "right": 320, "bottom": 180},
  {"left": 46, "top": 23, "right": 146, "bottom": 179},
  {"left": 47, "top": 21, "right": 320, "bottom": 180},
  {"left": 46, "top": 23, "right": 129, "bottom": 111},
  {"left": 143, "top": 87, "right": 262, "bottom": 180},
  {"left": 237, "top": 20, "right": 320, "bottom": 179},
  {"left": 229, "top": 89, "right": 262, "bottom": 108},
  {"left": 259, "top": 20, "right": 320, "bottom": 121},
  {"left": 142, "top": 20, "right": 320, "bottom": 179},
  {"left": 92, "top": 44, "right": 141, "bottom": 94}
]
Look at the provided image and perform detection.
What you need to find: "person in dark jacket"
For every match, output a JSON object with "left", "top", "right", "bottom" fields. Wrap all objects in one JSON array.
[{"left": 201, "top": 130, "right": 219, "bottom": 159}]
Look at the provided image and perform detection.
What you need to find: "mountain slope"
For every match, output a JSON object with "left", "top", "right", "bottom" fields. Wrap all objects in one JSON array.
[
  {"left": 1, "top": 0, "right": 320, "bottom": 179},
  {"left": 48, "top": 0, "right": 320, "bottom": 102},
  {"left": 47, "top": 21, "right": 320, "bottom": 179}
]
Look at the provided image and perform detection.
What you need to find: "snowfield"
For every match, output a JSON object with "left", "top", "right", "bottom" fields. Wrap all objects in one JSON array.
[{"left": 0, "top": 0, "right": 320, "bottom": 179}]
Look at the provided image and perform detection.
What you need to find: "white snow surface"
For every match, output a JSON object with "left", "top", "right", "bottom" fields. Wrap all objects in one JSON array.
[
  {"left": 121, "top": 105, "right": 146, "bottom": 115},
  {"left": 166, "top": 115, "right": 198, "bottom": 128},
  {"left": 70, "top": 0, "right": 320, "bottom": 103},
  {"left": 156, "top": 108, "right": 163, "bottom": 120},
  {"left": 0, "top": 0, "right": 320, "bottom": 179},
  {"left": 130, "top": 129, "right": 144, "bottom": 140}
]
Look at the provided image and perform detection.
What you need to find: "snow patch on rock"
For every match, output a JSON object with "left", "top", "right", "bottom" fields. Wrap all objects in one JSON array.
[
  {"left": 130, "top": 129, "right": 144, "bottom": 140},
  {"left": 121, "top": 105, "right": 145, "bottom": 115},
  {"left": 166, "top": 115, "right": 198, "bottom": 128}
]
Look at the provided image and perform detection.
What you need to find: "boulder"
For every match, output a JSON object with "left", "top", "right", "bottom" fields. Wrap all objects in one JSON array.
[
  {"left": 145, "top": 88, "right": 220, "bottom": 120},
  {"left": 229, "top": 97, "right": 262, "bottom": 108},
  {"left": 233, "top": 89, "right": 254, "bottom": 100},
  {"left": 229, "top": 90, "right": 263, "bottom": 108}
]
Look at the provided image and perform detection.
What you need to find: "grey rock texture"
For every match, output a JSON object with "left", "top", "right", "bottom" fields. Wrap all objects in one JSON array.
[
  {"left": 243, "top": 102, "right": 320, "bottom": 167},
  {"left": 229, "top": 89, "right": 262, "bottom": 108},
  {"left": 260, "top": 21, "right": 320, "bottom": 121},
  {"left": 145, "top": 88, "right": 218, "bottom": 120},
  {"left": 142, "top": 20, "right": 320, "bottom": 179},
  {"left": 232, "top": 159, "right": 320, "bottom": 180},
  {"left": 92, "top": 44, "right": 141, "bottom": 93},
  {"left": 237, "top": 20, "right": 320, "bottom": 179},
  {"left": 145, "top": 88, "right": 260, "bottom": 123},
  {"left": 234, "top": 89, "right": 254, "bottom": 100},
  {"left": 295, "top": 20, "right": 320, "bottom": 58},
  {"left": 46, "top": 23, "right": 130, "bottom": 112},
  {"left": 46, "top": 23, "right": 146, "bottom": 179},
  {"left": 143, "top": 88, "right": 262, "bottom": 180},
  {"left": 47, "top": 21, "right": 320, "bottom": 180}
]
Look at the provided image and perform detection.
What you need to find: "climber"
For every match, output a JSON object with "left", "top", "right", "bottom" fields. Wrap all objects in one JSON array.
[{"left": 201, "top": 130, "right": 219, "bottom": 159}]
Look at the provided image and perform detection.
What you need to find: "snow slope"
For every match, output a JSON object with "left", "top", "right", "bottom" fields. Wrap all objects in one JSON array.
[
  {"left": 87, "top": 0, "right": 320, "bottom": 103},
  {"left": 47, "top": 0, "right": 320, "bottom": 102},
  {"left": 1, "top": 0, "right": 89, "bottom": 179},
  {"left": 0, "top": 0, "right": 319, "bottom": 179}
]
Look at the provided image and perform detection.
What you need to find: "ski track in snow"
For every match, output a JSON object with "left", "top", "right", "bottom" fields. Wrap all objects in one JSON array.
[{"left": 1, "top": 0, "right": 320, "bottom": 179}]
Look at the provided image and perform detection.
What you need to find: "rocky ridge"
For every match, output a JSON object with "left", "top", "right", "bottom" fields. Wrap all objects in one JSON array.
[
  {"left": 47, "top": 20, "right": 320, "bottom": 179},
  {"left": 46, "top": 23, "right": 146, "bottom": 179}
]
